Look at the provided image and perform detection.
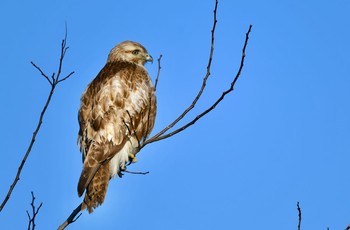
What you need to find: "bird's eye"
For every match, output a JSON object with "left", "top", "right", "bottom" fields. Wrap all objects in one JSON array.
[{"left": 132, "top": 50, "right": 140, "bottom": 55}]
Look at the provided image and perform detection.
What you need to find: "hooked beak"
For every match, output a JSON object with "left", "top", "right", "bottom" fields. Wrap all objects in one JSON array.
[{"left": 145, "top": 54, "right": 153, "bottom": 64}]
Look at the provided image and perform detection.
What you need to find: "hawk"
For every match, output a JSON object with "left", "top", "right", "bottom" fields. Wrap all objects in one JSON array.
[{"left": 77, "top": 41, "right": 156, "bottom": 213}]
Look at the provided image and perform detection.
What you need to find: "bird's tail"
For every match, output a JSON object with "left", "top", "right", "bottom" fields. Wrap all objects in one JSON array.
[{"left": 80, "top": 163, "right": 110, "bottom": 213}]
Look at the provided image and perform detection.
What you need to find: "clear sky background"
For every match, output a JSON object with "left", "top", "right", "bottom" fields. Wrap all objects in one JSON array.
[{"left": 0, "top": 0, "right": 349, "bottom": 229}]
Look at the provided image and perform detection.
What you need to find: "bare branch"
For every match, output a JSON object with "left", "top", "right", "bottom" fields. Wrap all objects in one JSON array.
[
  {"left": 143, "top": 0, "right": 219, "bottom": 147},
  {"left": 297, "top": 202, "right": 302, "bottom": 230},
  {"left": 149, "top": 24, "right": 252, "bottom": 142},
  {"left": 57, "top": 203, "right": 83, "bottom": 230},
  {"left": 345, "top": 224, "right": 350, "bottom": 230},
  {"left": 0, "top": 27, "right": 74, "bottom": 212},
  {"left": 142, "top": 23, "right": 252, "bottom": 147},
  {"left": 26, "top": 192, "right": 43, "bottom": 230},
  {"left": 55, "top": 23, "right": 75, "bottom": 84}
]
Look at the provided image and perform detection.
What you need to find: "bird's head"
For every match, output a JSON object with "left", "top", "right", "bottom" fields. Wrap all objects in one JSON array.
[{"left": 107, "top": 41, "right": 153, "bottom": 65}]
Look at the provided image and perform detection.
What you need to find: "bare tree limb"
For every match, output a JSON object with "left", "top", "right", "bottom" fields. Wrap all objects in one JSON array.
[
  {"left": 57, "top": 203, "right": 83, "bottom": 230},
  {"left": 26, "top": 192, "right": 43, "bottom": 230},
  {"left": 345, "top": 224, "right": 350, "bottom": 230},
  {"left": 0, "top": 27, "right": 74, "bottom": 213},
  {"left": 141, "top": 12, "right": 252, "bottom": 148},
  {"left": 297, "top": 202, "right": 302, "bottom": 230},
  {"left": 142, "top": 0, "right": 219, "bottom": 147},
  {"left": 146, "top": 24, "right": 252, "bottom": 143}
]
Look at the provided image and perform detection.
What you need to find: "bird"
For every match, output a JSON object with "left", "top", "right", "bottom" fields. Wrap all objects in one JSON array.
[{"left": 77, "top": 41, "right": 156, "bottom": 213}]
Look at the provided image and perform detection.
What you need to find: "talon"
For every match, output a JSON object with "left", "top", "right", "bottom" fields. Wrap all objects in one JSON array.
[
  {"left": 128, "top": 153, "right": 138, "bottom": 164},
  {"left": 120, "top": 164, "right": 127, "bottom": 171},
  {"left": 118, "top": 171, "right": 124, "bottom": 178}
]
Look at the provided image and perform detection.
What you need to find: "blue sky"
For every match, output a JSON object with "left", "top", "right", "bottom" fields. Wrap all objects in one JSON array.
[{"left": 1, "top": 0, "right": 350, "bottom": 229}]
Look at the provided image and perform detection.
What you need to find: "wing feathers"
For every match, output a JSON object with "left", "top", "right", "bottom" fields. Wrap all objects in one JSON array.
[
  {"left": 77, "top": 139, "right": 128, "bottom": 197},
  {"left": 77, "top": 60, "right": 156, "bottom": 213},
  {"left": 78, "top": 164, "right": 101, "bottom": 197}
]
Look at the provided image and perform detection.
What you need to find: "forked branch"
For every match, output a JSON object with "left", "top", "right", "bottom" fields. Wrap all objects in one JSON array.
[
  {"left": 0, "top": 27, "right": 74, "bottom": 212},
  {"left": 26, "top": 192, "right": 43, "bottom": 230},
  {"left": 142, "top": 0, "right": 219, "bottom": 147},
  {"left": 145, "top": 24, "right": 252, "bottom": 143},
  {"left": 140, "top": 2, "right": 252, "bottom": 149}
]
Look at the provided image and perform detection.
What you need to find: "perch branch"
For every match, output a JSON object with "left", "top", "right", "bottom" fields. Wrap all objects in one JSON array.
[
  {"left": 0, "top": 27, "right": 74, "bottom": 213},
  {"left": 57, "top": 203, "right": 83, "bottom": 230},
  {"left": 26, "top": 192, "right": 43, "bottom": 230}
]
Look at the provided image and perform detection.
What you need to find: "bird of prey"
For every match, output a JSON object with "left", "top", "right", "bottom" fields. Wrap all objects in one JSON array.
[{"left": 77, "top": 41, "right": 156, "bottom": 213}]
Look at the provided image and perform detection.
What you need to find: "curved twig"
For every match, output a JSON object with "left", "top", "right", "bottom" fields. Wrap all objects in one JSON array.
[
  {"left": 297, "top": 202, "right": 302, "bottom": 230},
  {"left": 140, "top": 3, "right": 251, "bottom": 149},
  {"left": 154, "top": 54, "right": 163, "bottom": 91},
  {"left": 145, "top": 24, "right": 252, "bottom": 143}
]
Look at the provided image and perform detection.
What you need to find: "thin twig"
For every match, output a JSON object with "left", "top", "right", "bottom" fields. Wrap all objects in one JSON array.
[
  {"left": 154, "top": 54, "right": 163, "bottom": 91},
  {"left": 57, "top": 203, "right": 83, "bottom": 230},
  {"left": 142, "top": 0, "right": 219, "bottom": 147},
  {"left": 124, "top": 170, "right": 149, "bottom": 175},
  {"left": 26, "top": 192, "right": 43, "bottom": 230},
  {"left": 57, "top": 71, "right": 75, "bottom": 84},
  {"left": 30, "top": 62, "right": 52, "bottom": 85},
  {"left": 0, "top": 27, "right": 74, "bottom": 213},
  {"left": 297, "top": 202, "right": 302, "bottom": 230},
  {"left": 142, "top": 54, "right": 162, "bottom": 147}
]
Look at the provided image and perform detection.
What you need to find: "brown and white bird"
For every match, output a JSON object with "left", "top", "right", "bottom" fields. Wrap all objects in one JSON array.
[{"left": 77, "top": 41, "right": 156, "bottom": 213}]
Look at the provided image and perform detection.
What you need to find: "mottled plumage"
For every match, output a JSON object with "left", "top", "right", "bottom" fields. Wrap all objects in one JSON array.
[{"left": 77, "top": 41, "right": 156, "bottom": 213}]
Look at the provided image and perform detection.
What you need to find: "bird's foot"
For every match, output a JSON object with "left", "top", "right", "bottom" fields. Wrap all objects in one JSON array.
[{"left": 128, "top": 153, "right": 138, "bottom": 164}]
